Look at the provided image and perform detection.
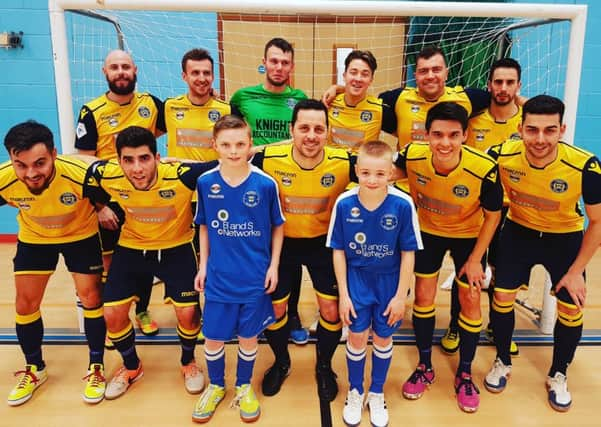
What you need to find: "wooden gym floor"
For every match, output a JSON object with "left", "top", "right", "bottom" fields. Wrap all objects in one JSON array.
[{"left": 0, "top": 242, "right": 600, "bottom": 426}]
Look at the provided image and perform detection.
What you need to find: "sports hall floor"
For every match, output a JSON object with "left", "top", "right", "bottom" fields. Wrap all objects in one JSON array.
[{"left": 0, "top": 243, "right": 600, "bottom": 426}]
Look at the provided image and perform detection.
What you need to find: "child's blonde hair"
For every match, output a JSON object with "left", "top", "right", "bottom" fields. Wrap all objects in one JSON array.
[{"left": 358, "top": 140, "right": 393, "bottom": 161}]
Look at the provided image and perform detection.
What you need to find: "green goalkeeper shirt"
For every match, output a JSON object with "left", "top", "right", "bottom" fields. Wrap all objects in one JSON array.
[{"left": 230, "top": 84, "right": 307, "bottom": 145}]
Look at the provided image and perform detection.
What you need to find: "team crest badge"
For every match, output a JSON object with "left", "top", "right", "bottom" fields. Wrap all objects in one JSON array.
[
  {"left": 550, "top": 179, "right": 568, "bottom": 193},
  {"left": 243, "top": 191, "right": 259, "bottom": 207},
  {"left": 138, "top": 106, "right": 151, "bottom": 118},
  {"left": 380, "top": 214, "right": 398, "bottom": 230},
  {"left": 320, "top": 173, "right": 335, "bottom": 188},
  {"left": 354, "top": 232, "right": 367, "bottom": 244},
  {"left": 217, "top": 209, "right": 229, "bottom": 221},
  {"left": 59, "top": 192, "right": 77, "bottom": 206},
  {"left": 360, "top": 111, "right": 372, "bottom": 123},
  {"left": 452, "top": 185, "right": 469, "bottom": 198},
  {"left": 286, "top": 98, "right": 298, "bottom": 109},
  {"left": 208, "top": 110, "right": 221, "bottom": 123},
  {"left": 159, "top": 189, "right": 175, "bottom": 199}
]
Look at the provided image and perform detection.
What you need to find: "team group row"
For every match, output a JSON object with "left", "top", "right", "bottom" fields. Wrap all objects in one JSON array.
[{"left": 2, "top": 37, "right": 599, "bottom": 426}]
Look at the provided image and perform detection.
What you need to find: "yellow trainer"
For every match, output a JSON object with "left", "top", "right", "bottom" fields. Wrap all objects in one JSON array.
[
  {"left": 83, "top": 363, "right": 106, "bottom": 404},
  {"left": 232, "top": 384, "right": 260, "bottom": 423},
  {"left": 7, "top": 364, "right": 48, "bottom": 406},
  {"left": 192, "top": 384, "right": 226, "bottom": 423},
  {"left": 135, "top": 311, "right": 159, "bottom": 336},
  {"left": 440, "top": 328, "right": 460, "bottom": 354}
]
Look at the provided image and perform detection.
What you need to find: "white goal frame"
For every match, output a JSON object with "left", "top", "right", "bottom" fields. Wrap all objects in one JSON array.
[{"left": 49, "top": 0, "right": 587, "bottom": 153}]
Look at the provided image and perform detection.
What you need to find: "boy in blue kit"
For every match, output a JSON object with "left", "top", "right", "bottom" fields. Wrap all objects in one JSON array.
[
  {"left": 192, "top": 115, "right": 285, "bottom": 423},
  {"left": 327, "top": 141, "right": 422, "bottom": 427}
]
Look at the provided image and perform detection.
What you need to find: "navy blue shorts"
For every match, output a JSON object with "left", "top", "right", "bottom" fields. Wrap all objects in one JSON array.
[
  {"left": 495, "top": 220, "right": 583, "bottom": 304},
  {"left": 203, "top": 294, "right": 275, "bottom": 341},
  {"left": 14, "top": 233, "right": 103, "bottom": 275},
  {"left": 272, "top": 235, "right": 338, "bottom": 302},
  {"left": 415, "top": 231, "right": 485, "bottom": 287},
  {"left": 104, "top": 242, "right": 199, "bottom": 307}
]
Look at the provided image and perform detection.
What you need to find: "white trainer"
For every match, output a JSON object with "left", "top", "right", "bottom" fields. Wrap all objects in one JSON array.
[
  {"left": 342, "top": 388, "right": 364, "bottom": 427},
  {"left": 366, "top": 391, "right": 389, "bottom": 427},
  {"left": 484, "top": 357, "right": 511, "bottom": 393}
]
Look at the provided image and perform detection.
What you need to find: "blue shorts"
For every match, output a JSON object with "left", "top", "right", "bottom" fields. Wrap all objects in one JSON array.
[
  {"left": 14, "top": 233, "right": 103, "bottom": 275},
  {"left": 104, "top": 242, "right": 199, "bottom": 307},
  {"left": 415, "top": 231, "right": 485, "bottom": 288},
  {"left": 495, "top": 220, "right": 584, "bottom": 305},
  {"left": 347, "top": 268, "right": 401, "bottom": 338},
  {"left": 203, "top": 295, "right": 275, "bottom": 341}
]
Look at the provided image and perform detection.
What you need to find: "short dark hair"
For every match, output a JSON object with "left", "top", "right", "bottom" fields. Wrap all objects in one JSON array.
[
  {"left": 116, "top": 126, "right": 157, "bottom": 156},
  {"left": 291, "top": 99, "right": 329, "bottom": 128},
  {"left": 4, "top": 120, "right": 54, "bottom": 156},
  {"left": 212, "top": 114, "right": 250, "bottom": 139},
  {"left": 425, "top": 102, "right": 469, "bottom": 132},
  {"left": 416, "top": 45, "right": 447, "bottom": 66},
  {"left": 522, "top": 94, "right": 565, "bottom": 124},
  {"left": 344, "top": 50, "right": 377, "bottom": 73},
  {"left": 489, "top": 57, "right": 521, "bottom": 82},
  {"left": 181, "top": 48, "right": 214, "bottom": 73},
  {"left": 264, "top": 37, "right": 294, "bottom": 60}
]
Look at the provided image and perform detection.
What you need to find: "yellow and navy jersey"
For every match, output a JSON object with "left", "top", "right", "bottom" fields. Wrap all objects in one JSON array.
[
  {"left": 252, "top": 144, "right": 356, "bottom": 238},
  {"left": 75, "top": 92, "right": 166, "bottom": 160},
  {"left": 0, "top": 156, "right": 98, "bottom": 244},
  {"left": 466, "top": 107, "right": 522, "bottom": 152},
  {"left": 488, "top": 139, "right": 601, "bottom": 233},
  {"left": 379, "top": 86, "right": 490, "bottom": 147},
  {"left": 164, "top": 95, "right": 231, "bottom": 161},
  {"left": 327, "top": 94, "right": 384, "bottom": 152},
  {"left": 85, "top": 160, "right": 211, "bottom": 250},
  {"left": 396, "top": 143, "right": 503, "bottom": 238}
]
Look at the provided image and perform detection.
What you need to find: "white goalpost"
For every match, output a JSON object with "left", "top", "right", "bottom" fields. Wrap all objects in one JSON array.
[{"left": 48, "top": 0, "right": 587, "bottom": 335}]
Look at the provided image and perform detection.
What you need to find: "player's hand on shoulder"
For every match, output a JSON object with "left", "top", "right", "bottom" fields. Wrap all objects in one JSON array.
[{"left": 321, "top": 85, "right": 342, "bottom": 107}]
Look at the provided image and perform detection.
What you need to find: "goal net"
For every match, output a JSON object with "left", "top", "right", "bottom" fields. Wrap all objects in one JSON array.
[{"left": 50, "top": 0, "right": 587, "bottom": 336}]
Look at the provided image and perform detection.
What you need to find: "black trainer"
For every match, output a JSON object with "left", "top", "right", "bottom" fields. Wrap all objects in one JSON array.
[
  {"left": 261, "top": 362, "right": 291, "bottom": 396},
  {"left": 316, "top": 364, "right": 338, "bottom": 402}
]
